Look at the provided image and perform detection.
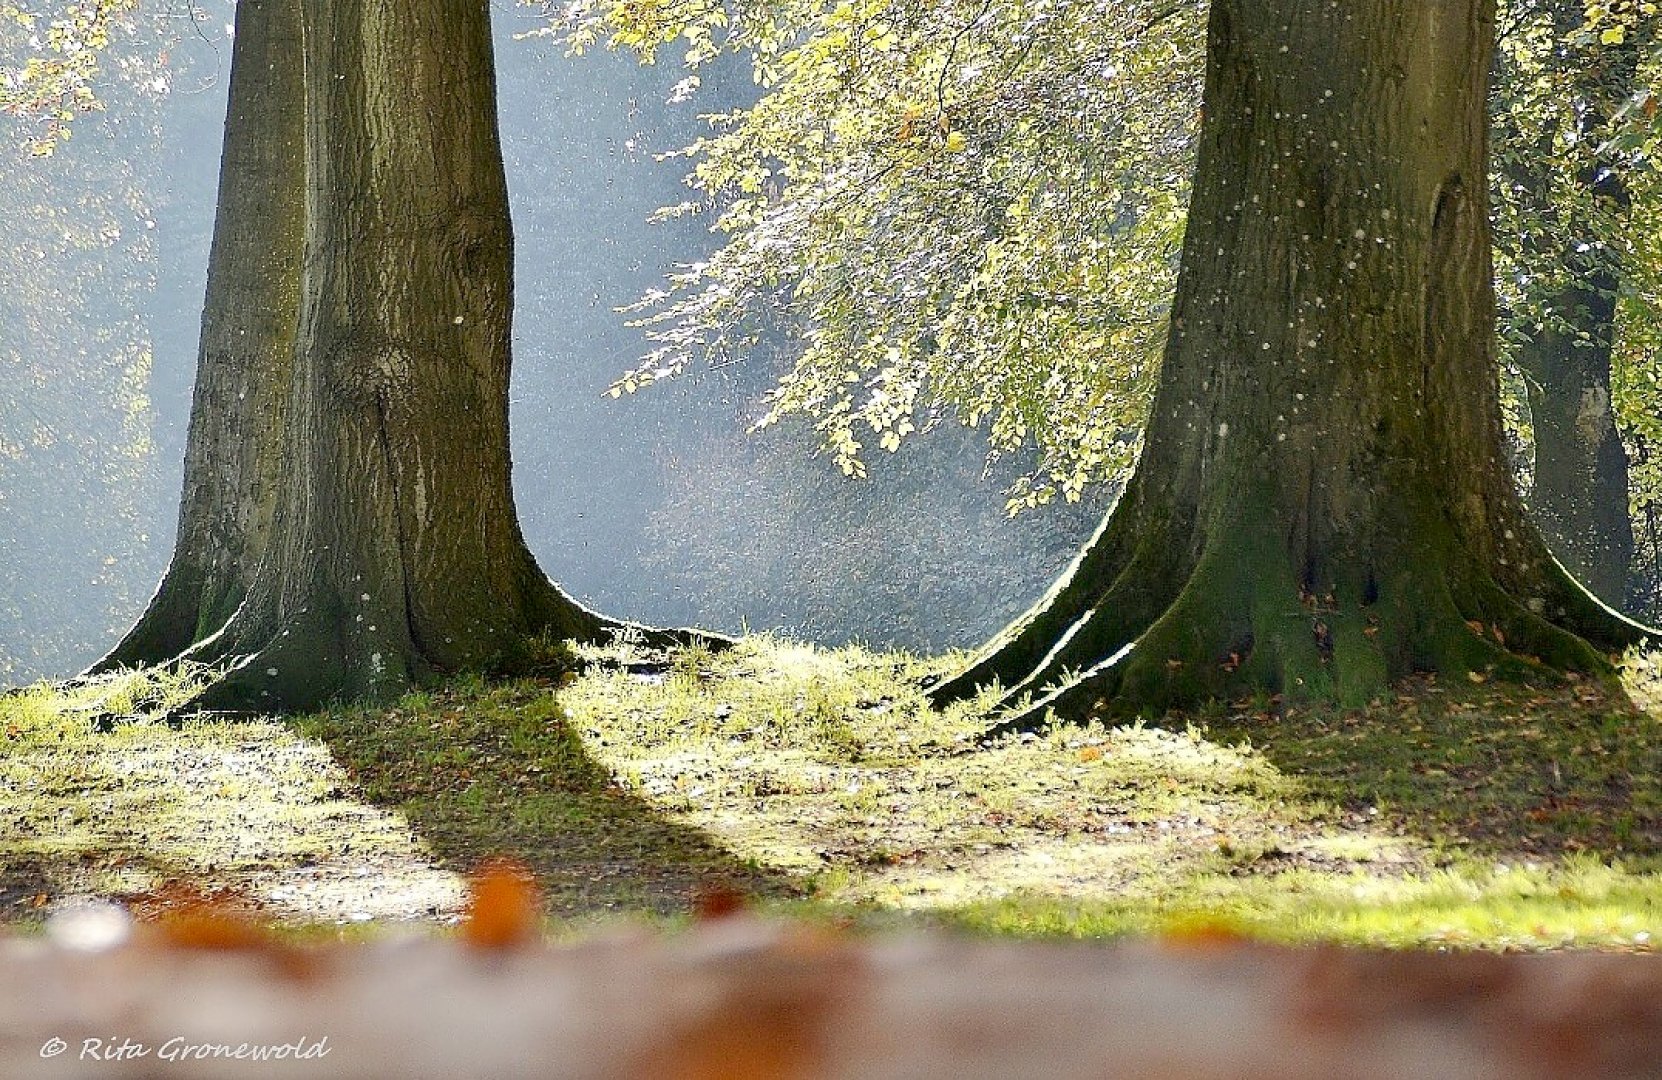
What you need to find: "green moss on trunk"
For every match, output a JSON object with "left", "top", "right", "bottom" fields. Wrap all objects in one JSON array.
[{"left": 951, "top": 0, "right": 1657, "bottom": 737}]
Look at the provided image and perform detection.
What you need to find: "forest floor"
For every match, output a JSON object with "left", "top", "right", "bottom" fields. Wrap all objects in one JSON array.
[{"left": 3, "top": 638, "right": 1662, "bottom": 949}]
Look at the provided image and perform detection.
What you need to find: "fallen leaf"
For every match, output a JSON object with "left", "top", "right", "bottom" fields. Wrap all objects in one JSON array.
[
  {"left": 693, "top": 883, "right": 750, "bottom": 922},
  {"left": 463, "top": 859, "right": 539, "bottom": 951}
]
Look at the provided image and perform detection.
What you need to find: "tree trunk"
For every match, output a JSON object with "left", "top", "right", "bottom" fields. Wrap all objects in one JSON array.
[
  {"left": 102, "top": 0, "right": 691, "bottom": 712},
  {"left": 1517, "top": 279, "right": 1635, "bottom": 607},
  {"left": 1500, "top": 13, "right": 1640, "bottom": 611},
  {"left": 93, "top": 0, "right": 303, "bottom": 670},
  {"left": 932, "top": 0, "right": 1653, "bottom": 729}
]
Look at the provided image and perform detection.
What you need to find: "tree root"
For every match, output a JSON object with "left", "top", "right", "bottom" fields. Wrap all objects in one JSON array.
[
  {"left": 968, "top": 514, "right": 1655, "bottom": 742},
  {"left": 928, "top": 488, "right": 1166, "bottom": 707}
]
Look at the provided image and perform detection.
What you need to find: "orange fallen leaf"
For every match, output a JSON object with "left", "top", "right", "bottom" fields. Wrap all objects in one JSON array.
[
  {"left": 157, "top": 905, "right": 274, "bottom": 953},
  {"left": 141, "top": 886, "right": 318, "bottom": 981},
  {"left": 463, "top": 859, "right": 539, "bottom": 951},
  {"left": 1160, "top": 915, "right": 1252, "bottom": 952}
]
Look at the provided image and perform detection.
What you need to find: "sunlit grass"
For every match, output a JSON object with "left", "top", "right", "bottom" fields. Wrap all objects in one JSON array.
[
  {"left": 943, "top": 856, "right": 1662, "bottom": 951},
  {"left": 4, "top": 640, "right": 1661, "bottom": 949},
  {"left": 0, "top": 672, "right": 454, "bottom": 925},
  {"left": 557, "top": 636, "right": 1662, "bottom": 948}
]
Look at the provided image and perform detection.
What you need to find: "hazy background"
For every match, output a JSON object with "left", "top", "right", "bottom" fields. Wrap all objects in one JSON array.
[{"left": 0, "top": 1, "right": 1102, "bottom": 685}]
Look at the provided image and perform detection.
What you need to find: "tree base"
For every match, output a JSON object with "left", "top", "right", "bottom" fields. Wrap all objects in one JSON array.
[
  {"left": 85, "top": 581, "right": 730, "bottom": 724},
  {"left": 937, "top": 499, "right": 1657, "bottom": 740}
]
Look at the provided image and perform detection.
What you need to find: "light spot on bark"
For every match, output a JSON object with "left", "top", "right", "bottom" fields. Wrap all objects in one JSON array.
[{"left": 1576, "top": 385, "right": 1613, "bottom": 445}]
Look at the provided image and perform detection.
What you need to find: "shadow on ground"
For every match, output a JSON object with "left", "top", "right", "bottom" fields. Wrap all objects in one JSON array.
[
  {"left": 298, "top": 678, "right": 799, "bottom": 919},
  {"left": 1197, "top": 673, "right": 1662, "bottom": 857}
]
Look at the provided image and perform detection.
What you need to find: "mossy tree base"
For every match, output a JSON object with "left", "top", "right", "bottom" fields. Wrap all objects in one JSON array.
[
  {"left": 165, "top": 587, "right": 719, "bottom": 717},
  {"left": 933, "top": 0, "right": 1658, "bottom": 735},
  {"left": 87, "top": 0, "right": 723, "bottom": 718},
  {"left": 955, "top": 490, "right": 1650, "bottom": 740}
]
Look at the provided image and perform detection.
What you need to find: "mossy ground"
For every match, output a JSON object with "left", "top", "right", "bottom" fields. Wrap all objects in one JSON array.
[{"left": 2, "top": 638, "right": 1661, "bottom": 950}]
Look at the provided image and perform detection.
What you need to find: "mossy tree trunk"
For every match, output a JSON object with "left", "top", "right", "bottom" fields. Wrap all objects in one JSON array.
[
  {"left": 94, "top": 0, "right": 302, "bottom": 670},
  {"left": 99, "top": 0, "right": 682, "bottom": 711},
  {"left": 933, "top": 0, "right": 1654, "bottom": 730}
]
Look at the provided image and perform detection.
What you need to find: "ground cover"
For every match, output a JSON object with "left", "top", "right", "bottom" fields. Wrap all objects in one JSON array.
[{"left": 1, "top": 638, "right": 1659, "bottom": 950}]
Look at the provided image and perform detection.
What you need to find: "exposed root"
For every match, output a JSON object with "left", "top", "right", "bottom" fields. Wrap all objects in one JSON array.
[
  {"left": 593, "top": 618, "right": 737, "bottom": 654},
  {"left": 965, "top": 510, "right": 1643, "bottom": 741},
  {"left": 930, "top": 485, "right": 1163, "bottom": 701},
  {"left": 88, "top": 561, "right": 229, "bottom": 675},
  {"left": 1528, "top": 556, "right": 1658, "bottom": 654}
]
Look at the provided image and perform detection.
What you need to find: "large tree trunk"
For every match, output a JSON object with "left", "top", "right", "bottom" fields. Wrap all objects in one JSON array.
[
  {"left": 180, "top": 0, "right": 614, "bottom": 711},
  {"left": 93, "top": 0, "right": 302, "bottom": 670},
  {"left": 101, "top": 0, "right": 688, "bottom": 712},
  {"left": 933, "top": 0, "right": 1654, "bottom": 729}
]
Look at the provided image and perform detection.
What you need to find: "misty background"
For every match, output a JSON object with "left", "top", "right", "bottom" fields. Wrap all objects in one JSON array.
[{"left": 0, "top": 1, "right": 1102, "bottom": 685}]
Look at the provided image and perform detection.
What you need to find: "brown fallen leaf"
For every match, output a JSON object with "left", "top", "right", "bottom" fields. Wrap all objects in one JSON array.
[
  {"left": 462, "top": 858, "right": 540, "bottom": 951},
  {"left": 693, "top": 883, "right": 750, "bottom": 922}
]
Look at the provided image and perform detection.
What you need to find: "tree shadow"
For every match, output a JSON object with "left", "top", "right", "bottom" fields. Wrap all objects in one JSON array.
[
  {"left": 1198, "top": 675, "right": 1662, "bottom": 857},
  {"left": 299, "top": 678, "right": 800, "bottom": 918}
]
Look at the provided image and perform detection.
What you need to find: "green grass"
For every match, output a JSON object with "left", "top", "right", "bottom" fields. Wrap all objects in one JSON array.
[
  {"left": 0, "top": 668, "right": 446, "bottom": 925},
  {"left": 3, "top": 636, "right": 1662, "bottom": 950},
  {"left": 295, "top": 675, "right": 786, "bottom": 918},
  {"left": 942, "top": 855, "right": 1662, "bottom": 950}
]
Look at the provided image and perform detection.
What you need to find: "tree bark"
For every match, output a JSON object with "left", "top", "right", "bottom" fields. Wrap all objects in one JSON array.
[
  {"left": 99, "top": 0, "right": 695, "bottom": 711},
  {"left": 933, "top": 0, "right": 1654, "bottom": 729},
  {"left": 93, "top": 0, "right": 303, "bottom": 670},
  {"left": 1517, "top": 278, "right": 1635, "bottom": 608},
  {"left": 1499, "top": 12, "right": 1641, "bottom": 610}
]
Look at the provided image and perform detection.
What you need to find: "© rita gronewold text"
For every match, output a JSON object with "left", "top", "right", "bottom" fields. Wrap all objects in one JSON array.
[{"left": 72, "top": 1035, "right": 332, "bottom": 1062}]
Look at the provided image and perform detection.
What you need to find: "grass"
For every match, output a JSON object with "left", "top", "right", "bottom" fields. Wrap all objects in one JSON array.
[
  {"left": 0, "top": 667, "right": 453, "bottom": 925},
  {"left": 2, "top": 636, "right": 1661, "bottom": 949},
  {"left": 295, "top": 676, "right": 786, "bottom": 917}
]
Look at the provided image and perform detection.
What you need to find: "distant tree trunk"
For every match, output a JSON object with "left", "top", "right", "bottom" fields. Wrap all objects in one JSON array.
[
  {"left": 94, "top": 0, "right": 302, "bottom": 670},
  {"left": 100, "top": 0, "right": 687, "bottom": 711},
  {"left": 1495, "top": 1, "right": 1641, "bottom": 611},
  {"left": 933, "top": 0, "right": 1653, "bottom": 728},
  {"left": 1516, "top": 277, "right": 1635, "bottom": 608},
  {"left": 1633, "top": 433, "right": 1662, "bottom": 616}
]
